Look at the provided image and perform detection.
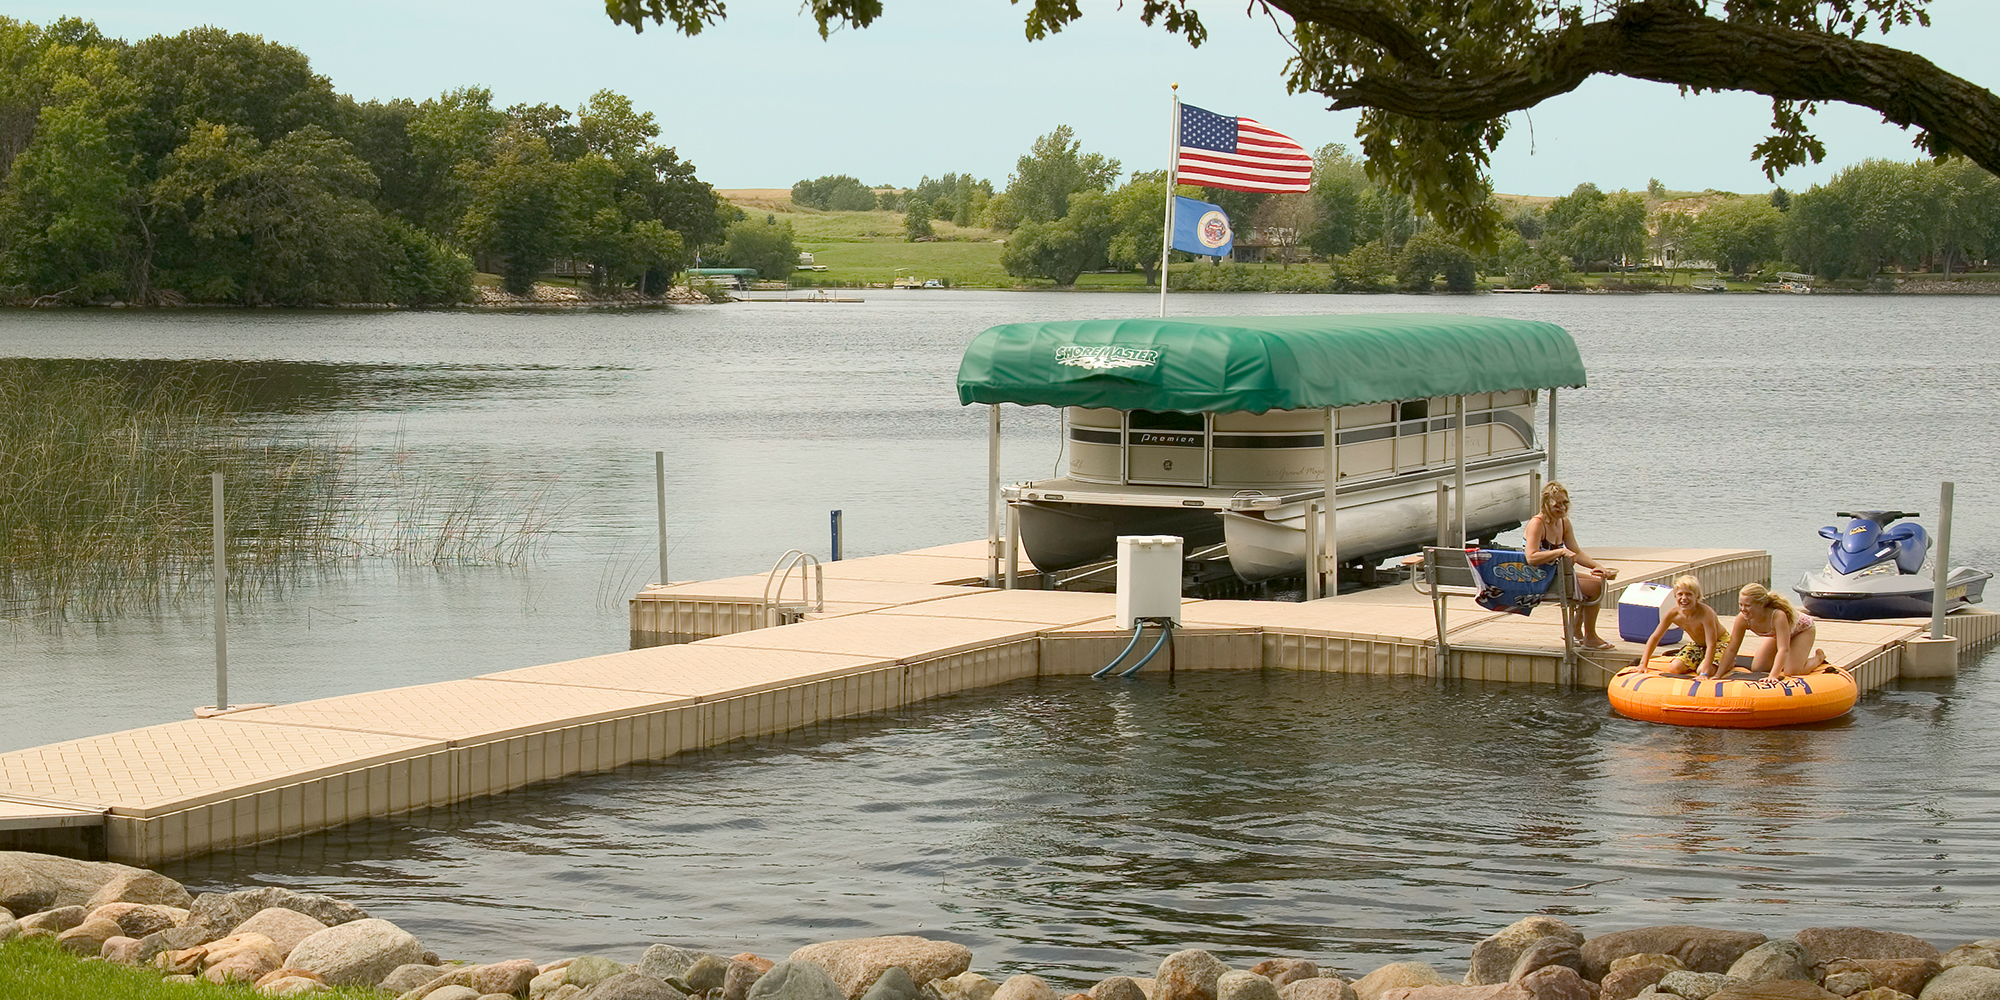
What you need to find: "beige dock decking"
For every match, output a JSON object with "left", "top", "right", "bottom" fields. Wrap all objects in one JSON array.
[{"left": 3, "top": 542, "right": 1994, "bottom": 865}]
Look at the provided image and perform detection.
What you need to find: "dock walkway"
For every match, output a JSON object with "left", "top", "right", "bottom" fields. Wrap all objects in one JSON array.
[{"left": 3, "top": 542, "right": 1992, "bottom": 865}]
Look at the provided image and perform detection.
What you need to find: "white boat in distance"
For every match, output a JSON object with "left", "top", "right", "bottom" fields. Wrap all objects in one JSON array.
[{"left": 956, "top": 314, "right": 1587, "bottom": 588}]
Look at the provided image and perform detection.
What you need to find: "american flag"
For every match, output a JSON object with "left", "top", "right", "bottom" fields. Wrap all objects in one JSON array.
[{"left": 1176, "top": 104, "right": 1312, "bottom": 193}]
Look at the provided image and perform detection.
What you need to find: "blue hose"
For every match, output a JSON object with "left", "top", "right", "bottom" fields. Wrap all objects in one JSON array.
[
  {"left": 1090, "top": 620, "right": 1150, "bottom": 679},
  {"left": 1117, "top": 620, "right": 1175, "bottom": 677}
]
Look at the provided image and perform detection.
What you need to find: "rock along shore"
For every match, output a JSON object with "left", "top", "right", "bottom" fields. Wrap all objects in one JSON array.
[{"left": 4, "top": 851, "right": 2000, "bottom": 1000}]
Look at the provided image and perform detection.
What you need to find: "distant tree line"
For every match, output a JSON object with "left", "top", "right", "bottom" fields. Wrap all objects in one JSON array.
[
  {"left": 0, "top": 16, "right": 731, "bottom": 305},
  {"left": 790, "top": 172, "right": 996, "bottom": 238},
  {"left": 938, "top": 120, "right": 2000, "bottom": 289},
  {"left": 1491, "top": 156, "right": 2000, "bottom": 286}
]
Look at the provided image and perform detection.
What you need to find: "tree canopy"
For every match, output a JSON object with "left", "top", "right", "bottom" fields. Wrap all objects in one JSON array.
[
  {"left": 0, "top": 16, "right": 723, "bottom": 304},
  {"left": 1004, "top": 125, "right": 1121, "bottom": 226},
  {"left": 723, "top": 213, "right": 797, "bottom": 279},
  {"left": 604, "top": 0, "right": 2000, "bottom": 243}
]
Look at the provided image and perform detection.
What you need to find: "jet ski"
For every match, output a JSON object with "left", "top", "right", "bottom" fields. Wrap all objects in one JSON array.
[{"left": 1794, "top": 509, "right": 1991, "bottom": 620}]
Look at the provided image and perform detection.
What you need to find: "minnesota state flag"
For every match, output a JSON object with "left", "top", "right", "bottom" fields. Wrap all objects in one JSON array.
[{"left": 1171, "top": 197, "right": 1233, "bottom": 258}]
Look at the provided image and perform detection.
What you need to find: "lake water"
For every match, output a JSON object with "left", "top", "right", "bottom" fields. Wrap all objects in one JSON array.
[{"left": 6, "top": 292, "right": 2000, "bottom": 980}]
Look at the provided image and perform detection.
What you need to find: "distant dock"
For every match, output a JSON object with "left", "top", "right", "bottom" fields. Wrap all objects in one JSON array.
[{"left": 2, "top": 540, "right": 1993, "bottom": 865}]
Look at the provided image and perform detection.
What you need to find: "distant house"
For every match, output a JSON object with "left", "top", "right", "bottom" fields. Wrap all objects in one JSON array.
[{"left": 1230, "top": 225, "right": 1305, "bottom": 264}]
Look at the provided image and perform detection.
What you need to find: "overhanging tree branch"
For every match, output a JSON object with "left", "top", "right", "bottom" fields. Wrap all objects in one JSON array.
[{"left": 1271, "top": 0, "right": 2000, "bottom": 176}]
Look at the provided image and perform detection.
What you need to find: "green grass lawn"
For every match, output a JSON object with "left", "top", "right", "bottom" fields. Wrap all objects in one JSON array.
[
  {"left": 0, "top": 938, "right": 385, "bottom": 999},
  {"left": 777, "top": 206, "right": 1014, "bottom": 287},
  {"left": 769, "top": 203, "right": 1296, "bottom": 291},
  {"left": 792, "top": 237, "right": 1012, "bottom": 288}
]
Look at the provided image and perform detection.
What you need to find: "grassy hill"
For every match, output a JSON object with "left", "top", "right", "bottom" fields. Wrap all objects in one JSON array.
[{"left": 720, "top": 189, "right": 1017, "bottom": 288}]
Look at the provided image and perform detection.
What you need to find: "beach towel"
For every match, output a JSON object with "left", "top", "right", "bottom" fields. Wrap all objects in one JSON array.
[{"left": 1466, "top": 548, "right": 1556, "bottom": 615}]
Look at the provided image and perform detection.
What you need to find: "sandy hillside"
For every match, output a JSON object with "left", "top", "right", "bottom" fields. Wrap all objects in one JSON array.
[{"left": 718, "top": 189, "right": 799, "bottom": 212}]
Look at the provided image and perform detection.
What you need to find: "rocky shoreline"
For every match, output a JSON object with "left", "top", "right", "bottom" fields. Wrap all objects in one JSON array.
[{"left": 4, "top": 852, "right": 2000, "bottom": 1000}]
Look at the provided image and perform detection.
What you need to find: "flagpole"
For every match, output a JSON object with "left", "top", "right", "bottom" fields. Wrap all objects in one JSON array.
[{"left": 1158, "top": 83, "right": 1179, "bottom": 318}]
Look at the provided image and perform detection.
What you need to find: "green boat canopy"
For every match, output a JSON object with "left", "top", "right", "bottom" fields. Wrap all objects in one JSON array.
[{"left": 956, "top": 313, "right": 1587, "bottom": 413}]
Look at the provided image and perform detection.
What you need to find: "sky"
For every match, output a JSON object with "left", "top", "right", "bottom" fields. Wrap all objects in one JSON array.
[{"left": 15, "top": 1, "right": 1999, "bottom": 198}]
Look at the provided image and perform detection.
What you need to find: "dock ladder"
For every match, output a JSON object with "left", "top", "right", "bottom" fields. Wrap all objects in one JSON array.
[{"left": 763, "top": 549, "right": 825, "bottom": 627}]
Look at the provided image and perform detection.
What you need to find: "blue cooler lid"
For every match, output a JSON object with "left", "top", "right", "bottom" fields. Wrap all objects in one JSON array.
[{"left": 1617, "top": 583, "right": 1686, "bottom": 645}]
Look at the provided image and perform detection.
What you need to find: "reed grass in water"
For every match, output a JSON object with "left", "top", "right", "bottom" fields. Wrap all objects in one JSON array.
[{"left": 0, "top": 362, "right": 569, "bottom": 624}]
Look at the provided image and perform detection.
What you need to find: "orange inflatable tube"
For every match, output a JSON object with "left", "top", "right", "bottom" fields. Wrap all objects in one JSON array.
[{"left": 1607, "top": 658, "right": 1858, "bottom": 728}]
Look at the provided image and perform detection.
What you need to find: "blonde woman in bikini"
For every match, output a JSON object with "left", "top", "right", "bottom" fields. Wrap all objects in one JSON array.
[
  {"left": 1635, "top": 575, "right": 1730, "bottom": 676},
  {"left": 1716, "top": 583, "right": 1829, "bottom": 681},
  {"left": 1523, "top": 481, "right": 1618, "bottom": 649}
]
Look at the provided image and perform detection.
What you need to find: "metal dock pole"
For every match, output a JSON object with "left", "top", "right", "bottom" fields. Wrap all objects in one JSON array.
[
  {"left": 656, "top": 451, "right": 670, "bottom": 585},
  {"left": 212, "top": 472, "right": 228, "bottom": 713},
  {"left": 1930, "top": 481, "right": 1954, "bottom": 639}
]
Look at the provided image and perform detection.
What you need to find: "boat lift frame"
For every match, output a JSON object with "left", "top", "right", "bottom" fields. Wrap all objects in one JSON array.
[{"left": 983, "top": 388, "right": 1561, "bottom": 592}]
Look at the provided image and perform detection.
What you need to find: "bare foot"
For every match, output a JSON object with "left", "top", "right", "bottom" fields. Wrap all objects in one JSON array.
[{"left": 1805, "top": 648, "right": 1829, "bottom": 672}]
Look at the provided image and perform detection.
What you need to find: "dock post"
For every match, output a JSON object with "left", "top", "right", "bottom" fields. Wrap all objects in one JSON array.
[
  {"left": 1004, "top": 503, "right": 1019, "bottom": 590},
  {"left": 1454, "top": 396, "right": 1468, "bottom": 545},
  {"left": 1435, "top": 481, "right": 1450, "bottom": 548},
  {"left": 212, "top": 472, "right": 228, "bottom": 713},
  {"left": 1304, "top": 500, "right": 1321, "bottom": 601},
  {"left": 830, "top": 509, "right": 843, "bottom": 561},
  {"left": 1547, "top": 388, "right": 1558, "bottom": 485},
  {"left": 987, "top": 405, "right": 1001, "bottom": 587},
  {"left": 1322, "top": 407, "right": 1338, "bottom": 599},
  {"left": 1930, "top": 481, "right": 1955, "bottom": 639},
  {"left": 656, "top": 451, "right": 669, "bottom": 585}
]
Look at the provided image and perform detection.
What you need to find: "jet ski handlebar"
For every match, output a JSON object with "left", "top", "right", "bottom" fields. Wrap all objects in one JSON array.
[{"left": 1835, "top": 510, "right": 1918, "bottom": 523}]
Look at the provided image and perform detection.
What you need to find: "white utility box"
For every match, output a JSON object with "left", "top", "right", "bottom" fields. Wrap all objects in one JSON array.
[
  {"left": 1617, "top": 581, "right": 1685, "bottom": 644},
  {"left": 1115, "top": 535, "right": 1183, "bottom": 630}
]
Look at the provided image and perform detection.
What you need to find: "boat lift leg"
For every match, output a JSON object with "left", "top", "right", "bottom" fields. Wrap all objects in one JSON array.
[{"left": 987, "top": 404, "right": 1001, "bottom": 588}]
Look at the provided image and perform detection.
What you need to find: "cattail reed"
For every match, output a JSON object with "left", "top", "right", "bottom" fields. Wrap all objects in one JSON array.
[{"left": 0, "top": 361, "right": 569, "bottom": 625}]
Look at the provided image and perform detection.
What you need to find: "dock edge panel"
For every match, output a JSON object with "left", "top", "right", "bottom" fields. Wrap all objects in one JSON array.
[
  {"left": 107, "top": 745, "right": 456, "bottom": 865},
  {"left": 1851, "top": 642, "right": 1903, "bottom": 691},
  {"left": 106, "top": 703, "right": 704, "bottom": 866},
  {"left": 1263, "top": 631, "right": 1430, "bottom": 677},
  {"left": 1650, "top": 553, "right": 1770, "bottom": 596},
  {"left": 1036, "top": 628, "right": 1263, "bottom": 675},
  {"left": 631, "top": 595, "right": 766, "bottom": 646},
  {"left": 903, "top": 638, "right": 1041, "bottom": 703},
  {"left": 695, "top": 665, "right": 907, "bottom": 747},
  {"left": 1928, "top": 608, "right": 2000, "bottom": 653}
]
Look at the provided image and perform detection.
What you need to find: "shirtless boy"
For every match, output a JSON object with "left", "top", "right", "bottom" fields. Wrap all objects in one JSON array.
[{"left": 1635, "top": 576, "right": 1731, "bottom": 677}]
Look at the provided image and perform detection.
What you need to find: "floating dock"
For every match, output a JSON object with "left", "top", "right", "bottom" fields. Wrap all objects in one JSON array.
[{"left": 2, "top": 541, "right": 1993, "bottom": 865}]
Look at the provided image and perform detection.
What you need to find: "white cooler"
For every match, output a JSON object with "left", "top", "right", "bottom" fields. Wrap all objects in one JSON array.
[{"left": 1617, "top": 582, "right": 1685, "bottom": 645}]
